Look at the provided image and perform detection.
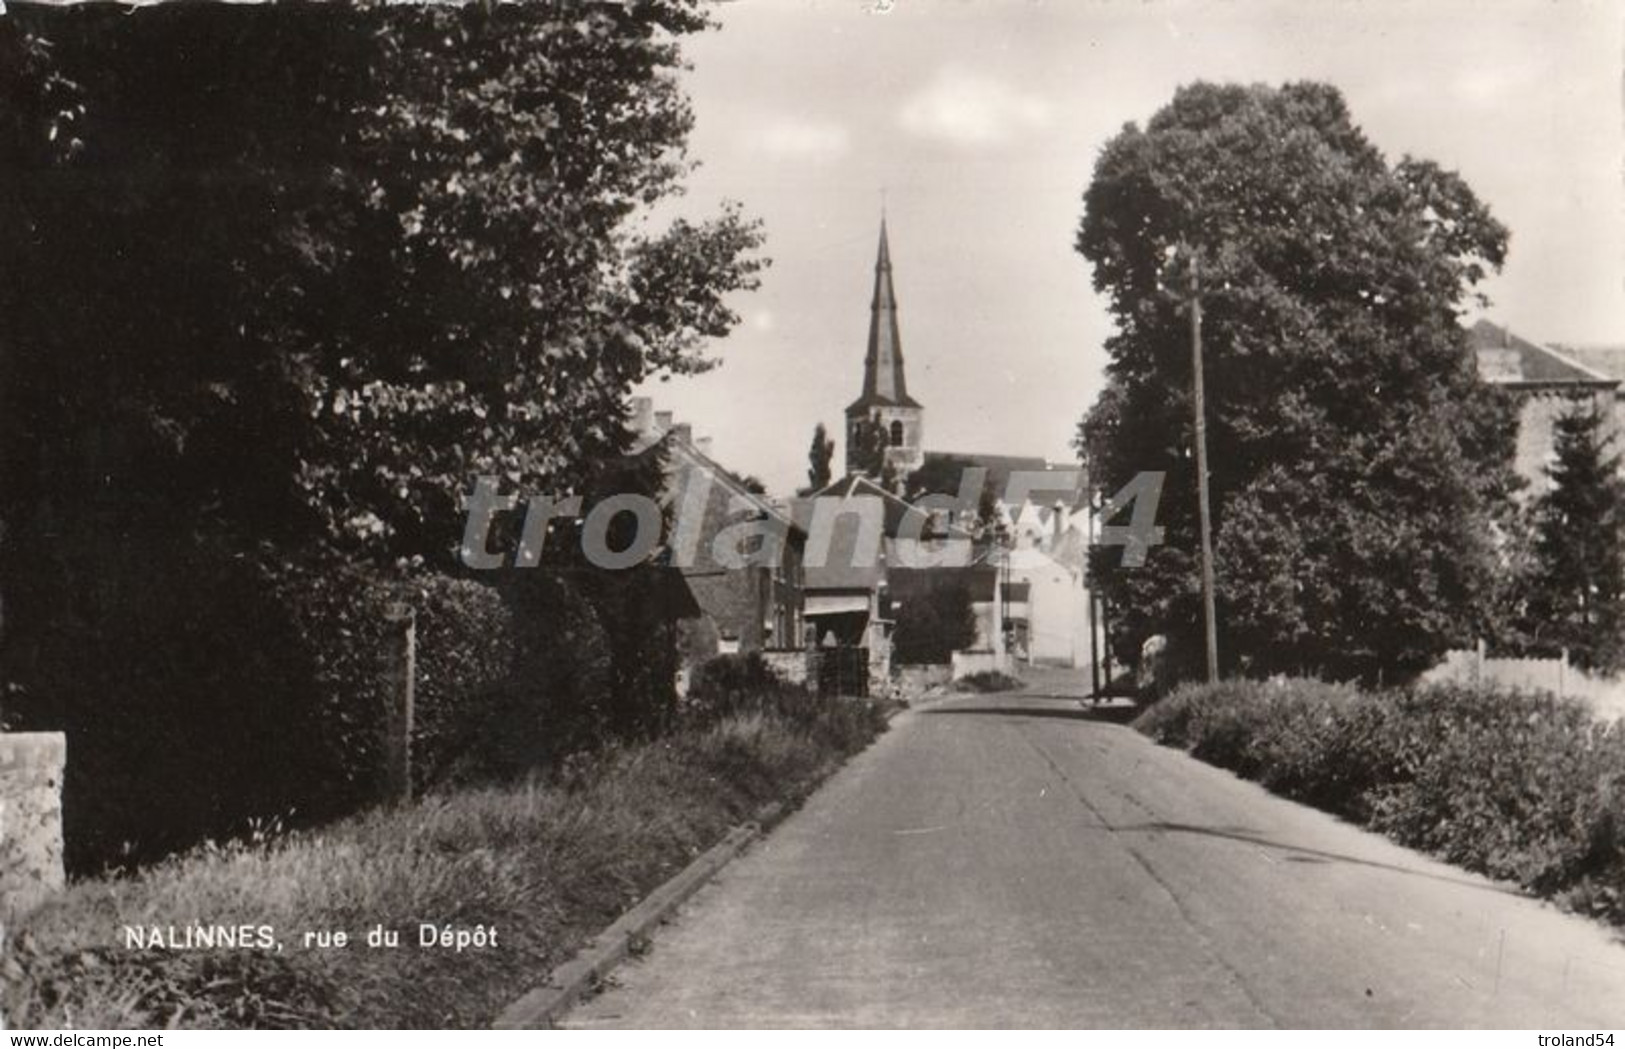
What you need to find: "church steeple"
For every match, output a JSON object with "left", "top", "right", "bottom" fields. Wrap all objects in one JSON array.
[
  {"left": 849, "top": 217, "right": 921, "bottom": 412},
  {"left": 845, "top": 215, "right": 924, "bottom": 480}
]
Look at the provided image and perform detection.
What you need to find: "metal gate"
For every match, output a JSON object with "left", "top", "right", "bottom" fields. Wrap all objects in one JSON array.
[{"left": 816, "top": 645, "right": 869, "bottom": 697}]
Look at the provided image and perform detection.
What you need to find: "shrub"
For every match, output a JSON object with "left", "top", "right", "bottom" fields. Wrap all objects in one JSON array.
[
  {"left": 2, "top": 531, "right": 366, "bottom": 871},
  {"left": 954, "top": 670, "right": 1023, "bottom": 693},
  {"left": 685, "top": 653, "right": 888, "bottom": 749},
  {"left": 0, "top": 524, "right": 664, "bottom": 870},
  {"left": 892, "top": 583, "right": 977, "bottom": 665},
  {"left": 687, "top": 652, "right": 789, "bottom": 720},
  {"left": 406, "top": 574, "right": 519, "bottom": 791},
  {"left": 1134, "top": 678, "right": 1625, "bottom": 924}
]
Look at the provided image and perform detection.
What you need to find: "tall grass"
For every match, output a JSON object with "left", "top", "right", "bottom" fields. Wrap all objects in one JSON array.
[
  {"left": 3, "top": 698, "right": 887, "bottom": 1029},
  {"left": 1136, "top": 680, "right": 1625, "bottom": 925}
]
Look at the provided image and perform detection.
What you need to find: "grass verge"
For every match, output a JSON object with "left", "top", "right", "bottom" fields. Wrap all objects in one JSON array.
[
  {"left": 1134, "top": 679, "right": 1625, "bottom": 927},
  {"left": 3, "top": 696, "right": 887, "bottom": 1029}
]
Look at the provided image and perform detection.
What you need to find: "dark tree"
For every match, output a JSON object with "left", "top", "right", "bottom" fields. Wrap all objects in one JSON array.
[
  {"left": 1076, "top": 81, "right": 1519, "bottom": 684},
  {"left": 848, "top": 417, "right": 897, "bottom": 491},
  {"left": 1522, "top": 402, "right": 1625, "bottom": 672},
  {"left": 805, "top": 422, "right": 835, "bottom": 493},
  {"left": 0, "top": 3, "right": 764, "bottom": 863},
  {"left": 0, "top": 2, "right": 766, "bottom": 568},
  {"left": 904, "top": 454, "right": 1007, "bottom": 547},
  {"left": 892, "top": 584, "right": 978, "bottom": 665}
]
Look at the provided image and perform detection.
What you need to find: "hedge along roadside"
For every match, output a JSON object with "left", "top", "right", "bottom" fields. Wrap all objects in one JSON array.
[{"left": 1134, "top": 679, "right": 1625, "bottom": 925}]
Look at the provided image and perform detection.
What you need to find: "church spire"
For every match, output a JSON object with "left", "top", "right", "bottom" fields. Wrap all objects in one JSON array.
[{"left": 849, "top": 215, "right": 920, "bottom": 411}]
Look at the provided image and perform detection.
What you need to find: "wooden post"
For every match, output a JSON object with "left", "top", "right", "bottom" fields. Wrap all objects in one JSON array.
[
  {"left": 1559, "top": 647, "right": 1569, "bottom": 699},
  {"left": 1098, "top": 597, "right": 1111, "bottom": 695},
  {"left": 382, "top": 603, "right": 416, "bottom": 806},
  {"left": 1188, "top": 251, "right": 1220, "bottom": 685}
]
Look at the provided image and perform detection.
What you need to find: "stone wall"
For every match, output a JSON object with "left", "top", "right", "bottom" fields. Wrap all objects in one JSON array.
[
  {"left": 896, "top": 663, "right": 952, "bottom": 696},
  {"left": 951, "top": 649, "right": 1011, "bottom": 680},
  {"left": 0, "top": 732, "right": 66, "bottom": 923}
]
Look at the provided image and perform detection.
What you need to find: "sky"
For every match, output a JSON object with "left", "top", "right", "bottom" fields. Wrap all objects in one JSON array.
[{"left": 634, "top": 0, "right": 1625, "bottom": 496}]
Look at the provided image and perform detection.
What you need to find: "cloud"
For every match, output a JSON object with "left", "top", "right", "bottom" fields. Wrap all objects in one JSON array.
[
  {"left": 897, "top": 66, "right": 1054, "bottom": 148},
  {"left": 757, "top": 117, "right": 851, "bottom": 162}
]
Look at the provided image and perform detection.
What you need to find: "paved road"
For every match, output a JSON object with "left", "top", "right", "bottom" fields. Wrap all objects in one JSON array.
[{"left": 565, "top": 668, "right": 1625, "bottom": 1028}]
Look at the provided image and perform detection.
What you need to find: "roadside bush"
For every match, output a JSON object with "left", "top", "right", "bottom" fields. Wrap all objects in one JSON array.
[
  {"left": 406, "top": 574, "right": 519, "bottom": 790},
  {"left": 1, "top": 530, "right": 357, "bottom": 872},
  {"left": 1135, "top": 678, "right": 1625, "bottom": 924},
  {"left": 1366, "top": 685, "right": 1625, "bottom": 895},
  {"left": 954, "top": 670, "right": 1023, "bottom": 693},
  {"left": 686, "top": 652, "right": 790, "bottom": 722},
  {"left": 0, "top": 523, "right": 658, "bottom": 870},
  {"left": 686, "top": 653, "right": 887, "bottom": 750},
  {"left": 892, "top": 583, "right": 977, "bottom": 665}
]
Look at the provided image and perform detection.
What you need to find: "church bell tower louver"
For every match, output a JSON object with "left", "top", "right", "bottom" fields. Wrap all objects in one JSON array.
[{"left": 844, "top": 215, "right": 923, "bottom": 483}]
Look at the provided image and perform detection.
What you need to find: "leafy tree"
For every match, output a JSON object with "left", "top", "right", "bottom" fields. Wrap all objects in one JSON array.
[
  {"left": 805, "top": 421, "right": 835, "bottom": 493},
  {"left": 1076, "top": 81, "right": 1519, "bottom": 684},
  {"left": 892, "top": 583, "right": 977, "bottom": 665},
  {"left": 0, "top": 3, "right": 764, "bottom": 859},
  {"left": 1521, "top": 402, "right": 1625, "bottom": 672},
  {"left": 904, "top": 454, "right": 1007, "bottom": 547},
  {"left": 0, "top": 2, "right": 765, "bottom": 568},
  {"left": 903, "top": 455, "right": 975, "bottom": 502}
]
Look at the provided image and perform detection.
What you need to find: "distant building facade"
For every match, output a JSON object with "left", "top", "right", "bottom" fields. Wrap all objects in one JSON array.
[
  {"left": 631, "top": 399, "right": 806, "bottom": 673},
  {"left": 1469, "top": 319, "right": 1623, "bottom": 496}
]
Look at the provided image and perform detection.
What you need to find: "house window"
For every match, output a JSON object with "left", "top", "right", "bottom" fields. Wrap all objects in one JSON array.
[{"left": 889, "top": 420, "right": 905, "bottom": 446}]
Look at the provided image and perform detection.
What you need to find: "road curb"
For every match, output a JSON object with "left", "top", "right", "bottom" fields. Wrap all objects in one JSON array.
[
  {"left": 492, "top": 812, "right": 771, "bottom": 1029},
  {"left": 493, "top": 703, "right": 906, "bottom": 1029}
]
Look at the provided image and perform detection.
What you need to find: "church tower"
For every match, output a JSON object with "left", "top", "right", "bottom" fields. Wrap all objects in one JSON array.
[{"left": 844, "top": 216, "right": 923, "bottom": 483}]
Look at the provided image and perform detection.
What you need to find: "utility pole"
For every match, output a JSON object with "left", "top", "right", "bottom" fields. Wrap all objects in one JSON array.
[{"left": 1188, "top": 249, "right": 1220, "bottom": 684}]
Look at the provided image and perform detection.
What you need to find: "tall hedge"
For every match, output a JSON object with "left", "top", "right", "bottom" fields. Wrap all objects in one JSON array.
[{"left": 1137, "top": 679, "right": 1625, "bottom": 923}]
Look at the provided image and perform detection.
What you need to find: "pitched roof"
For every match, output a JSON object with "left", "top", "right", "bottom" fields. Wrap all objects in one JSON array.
[
  {"left": 847, "top": 217, "right": 922, "bottom": 413},
  {"left": 1468, "top": 319, "right": 1618, "bottom": 389},
  {"left": 793, "top": 473, "right": 971, "bottom": 540},
  {"left": 922, "top": 450, "right": 1087, "bottom": 507},
  {"left": 1555, "top": 344, "right": 1625, "bottom": 386},
  {"left": 631, "top": 412, "right": 801, "bottom": 534}
]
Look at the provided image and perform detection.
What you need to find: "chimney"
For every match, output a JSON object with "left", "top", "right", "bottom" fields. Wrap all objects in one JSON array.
[
  {"left": 630, "top": 396, "right": 654, "bottom": 435},
  {"left": 654, "top": 410, "right": 674, "bottom": 432},
  {"left": 696, "top": 436, "right": 714, "bottom": 458},
  {"left": 670, "top": 422, "right": 693, "bottom": 446}
]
